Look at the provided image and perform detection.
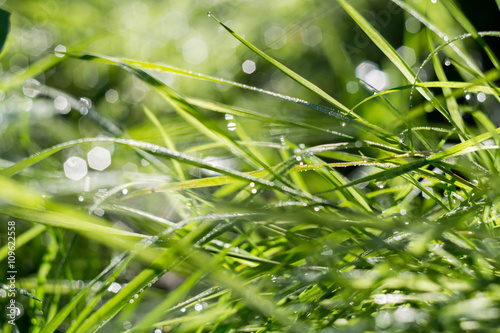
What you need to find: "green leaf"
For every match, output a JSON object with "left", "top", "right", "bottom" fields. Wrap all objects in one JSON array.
[{"left": 0, "top": 8, "right": 10, "bottom": 56}]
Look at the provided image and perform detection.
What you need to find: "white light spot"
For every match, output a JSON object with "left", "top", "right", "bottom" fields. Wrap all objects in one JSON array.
[
  {"left": 225, "top": 114, "right": 234, "bottom": 120},
  {"left": 365, "top": 69, "right": 389, "bottom": 91},
  {"left": 302, "top": 25, "right": 322, "bottom": 47},
  {"left": 242, "top": 60, "right": 256, "bottom": 74},
  {"left": 251, "top": 188, "right": 257, "bottom": 194},
  {"left": 264, "top": 25, "right": 286, "bottom": 49},
  {"left": 108, "top": 282, "right": 122, "bottom": 293},
  {"left": 54, "top": 96, "right": 71, "bottom": 114},
  {"left": 227, "top": 122, "right": 236, "bottom": 131},
  {"left": 356, "top": 62, "right": 389, "bottom": 90},
  {"left": 355, "top": 61, "right": 377, "bottom": 80},
  {"left": 64, "top": 157, "right": 88, "bottom": 180},
  {"left": 87, "top": 147, "right": 112, "bottom": 171},
  {"left": 397, "top": 46, "right": 416, "bottom": 66},
  {"left": 105, "top": 89, "right": 119, "bottom": 103},
  {"left": 194, "top": 303, "right": 203, "bottom": 311},
  {"left": 400, "top": 209, "right": 407, "bottom": 215},
  {"left": 182, "top": 38, "right": 208, "bottom": 65},
  {"left": 395, "top": 307, "right": 418, "bottom": 323},
  {"left": 405, "top": 17, "right": 421, "bottom": 34},
  {"left": 346, "top": 81, "right": 359, "bottom": 94},
  {"left": 54, "top": 44, "right": 66, "bottom": 58},
  {"left": 23, "top": 79, "right": 41, "bottom": 98},
  {"left": 477, "top": 92, "right": 486, "bottom": 102},
  {"left": 161, "top": 11, "right": 189, "bottom": 40}
]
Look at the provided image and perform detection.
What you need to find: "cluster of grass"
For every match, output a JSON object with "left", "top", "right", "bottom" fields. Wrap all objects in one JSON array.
[{"left": 1, "top": 0, "right": 500, "bottom": 332}]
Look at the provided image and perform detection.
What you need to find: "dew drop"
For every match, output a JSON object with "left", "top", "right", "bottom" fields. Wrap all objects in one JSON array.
[
  {"left": 23, "top": 79, "right": 41, "bottom": 98},
  {"left": 207, "top": 11, "right": 211, "bottom": 17}
]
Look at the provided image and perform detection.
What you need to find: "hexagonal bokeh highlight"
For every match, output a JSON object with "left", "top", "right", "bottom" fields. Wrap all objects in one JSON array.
[
  {"left": 64, "top": 156, "right": 88, "bottom": 180},
  {"left": 87, "top": 147, "right": 112, "bottom": 171}
]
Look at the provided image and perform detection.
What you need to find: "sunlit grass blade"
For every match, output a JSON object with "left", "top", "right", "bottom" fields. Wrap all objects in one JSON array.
[
  {"left": 207, "top": 15, "right": 398, "bottom": 142},
  {"left": 40, "top": 253, "right": 130, "bottom": 333},
  {"left": 0, "top": 224, "right": 46, "bottom": 262},
  {"left": 142, "top": 106, "right": 186, "bottom": 180}
]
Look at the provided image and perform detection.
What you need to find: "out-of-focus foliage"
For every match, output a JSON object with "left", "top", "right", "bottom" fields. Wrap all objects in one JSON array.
[{"left": 1, "top": 0, "right": 500, "bottom": 332}]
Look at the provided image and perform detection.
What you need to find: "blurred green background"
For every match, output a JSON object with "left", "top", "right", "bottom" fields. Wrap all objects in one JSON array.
[{"left": 1, "top": 0, "right": 500, "bottom": 331}]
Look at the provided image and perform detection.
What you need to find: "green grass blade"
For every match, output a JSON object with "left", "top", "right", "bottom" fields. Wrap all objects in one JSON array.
[
  {"left": 440, "top": 0, "right": 500, "bottom": 71},
  {"left": 207, "top": 14, "right": 396, "bottom": 141},
  {"left": 0, "top": 8, "right": 10, "bottom": 56}
]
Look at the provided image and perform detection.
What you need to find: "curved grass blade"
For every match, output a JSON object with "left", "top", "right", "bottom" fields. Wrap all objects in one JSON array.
[
  {"left": 0, "top": 8, "right": 10, "bottom": 56},
  {"left": 185, "top": 96, "right": 352, "bottom": 139},
  {"left": 336, "top": 0, "right": 461, "bottom": 149},
  {"left": 0, "top": 137, "right": 326, "bottom": 204},
  {"left": 0, "top": 224, "right": 46, "bottom": 262},
  {"left": 391, "top": 0, "right": 483, "bottom": 74},
  {"left": 351, "top": 76, "right": 500, "bottom": 114},
  {"left": 206, "top": 15, "right": 398, "bottom": 142},
  {"left": 118, "top": 59, "right": 306, "bottom": 197},
  {"left": 317, "top": 127, "right": 500, "bottom": 195},
  {"left": 440, "top": 0, "right": 500, "bottom": 71},
  {"left": 65, "top": 51, "right": 400, "bottom": 144}
]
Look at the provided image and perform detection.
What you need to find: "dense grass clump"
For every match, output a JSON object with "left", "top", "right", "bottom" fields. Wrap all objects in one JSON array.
[{"left": 1, "top": 0, "right": 500, "bottom": 332}]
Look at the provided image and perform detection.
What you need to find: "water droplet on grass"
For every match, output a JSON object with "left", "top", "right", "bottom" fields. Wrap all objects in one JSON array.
[
  {"left": 54, "top": 44, "right": 66, "bottom": 58},
  {"left": 23, "top": 79, "right": 41, "bottom": 98},
  {"left": 207, "top": 11, "right": 211, "bottom": 17}
]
